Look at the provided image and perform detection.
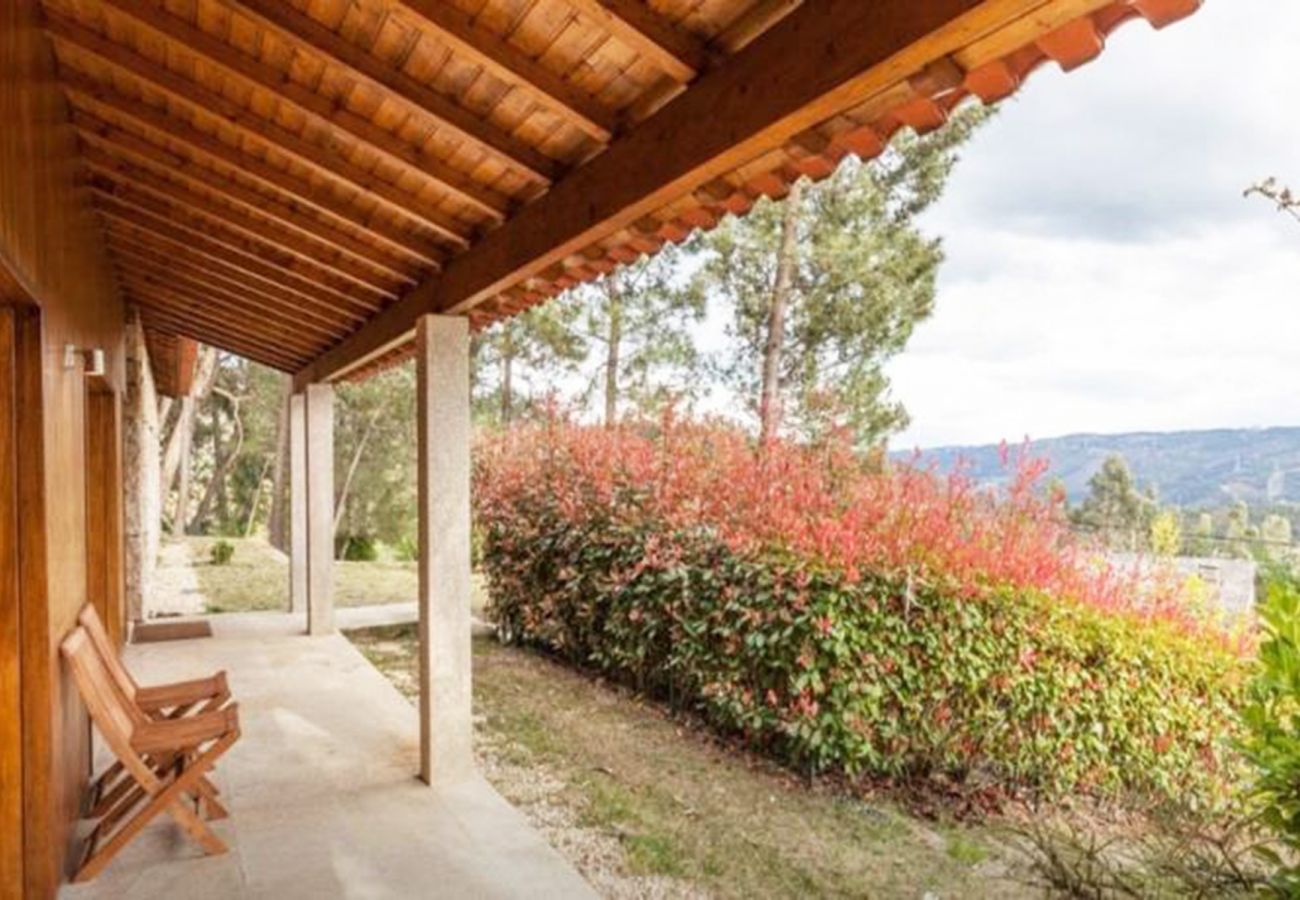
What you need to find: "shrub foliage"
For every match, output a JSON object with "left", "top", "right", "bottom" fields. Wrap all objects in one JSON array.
[{"left": 476, "top": 418, "right": 1247, "bottom": 803}]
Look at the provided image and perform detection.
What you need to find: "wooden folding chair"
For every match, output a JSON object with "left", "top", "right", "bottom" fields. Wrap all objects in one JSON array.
[
  {"left": 77, "top": 604, "right": 231, "bottom": 820},
  {"left": 61, "top": 627, "right": 241, "bottom": 883}
]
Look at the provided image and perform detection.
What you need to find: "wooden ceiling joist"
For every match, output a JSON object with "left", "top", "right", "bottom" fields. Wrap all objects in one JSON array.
[
  {"left": 94, "top": 0, "right": 512, "bottom": 221},
  {"left": 84, "top": 151, "right": 410, "bottom": 296},
  {"left": 137, "top": 305, "right": 306, "bottom": 371},
  {"left": 62, "top": 84, "right": 448, "bottom": 268},
  {"left": 391, "top": 0, "right": 619, "bottom": 142},
  {"left": 46, "top": 15, "right": 476, "bottom": 247},
  {"left": 294, "top": 0, "right": 995, "bottom": 387},
  {"left": 73, "top": 117, "right": 427, "bottom": 281},
  {"left": 564, "top": 0, "right": 708, "bottom": 82},
  {"left": 86, "top": 162, "right": 403, "bottom": 302},
  {"left": 125, "top": 281, "right": 324, "bottom": 361},
  {"left": 220, "top": 0, "right": 561, "bottom": 185},
  {"left": 107, "top": 241, "right": 353, "bottom": 341},
  {"left": 91, "top": 187, "right": 386, "bottom": 313}
]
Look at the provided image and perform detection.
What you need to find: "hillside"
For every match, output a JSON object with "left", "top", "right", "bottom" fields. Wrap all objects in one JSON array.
[{"left": 901, "top": 427, "right": 1300, "bottom": 507}]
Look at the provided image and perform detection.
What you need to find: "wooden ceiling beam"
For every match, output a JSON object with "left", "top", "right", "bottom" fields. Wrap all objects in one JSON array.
[
  {"left": 61, "top": 76, "right": 448, "bottom": 268},
  {"left": 95, "top": 0, "right": 510, "bottom": 221},
  {"left": 295, "top": 0, "right": 999, "bottom": 389},
  {"left": 220, "top": 0, "right": 560, "bottom": 184},
  {"left": 104, "top": 222, "right": 368, "bottom": 330},
  {"left": 85, "top": 157, "right": 404, "bottom": 300},
  {"left": 95, "top": 196, "right": 378, "bottom": 321},
  {"left": 135, "top": 304, "right": 306, "bottom": 371},
  {"left": 91, "top": 183, "right": 386, "bottom": 312},
  {"left": 108, "top": 240, "right": 351, "bottom": 342},
  {"left": 391, "top": 0, "right": 617, "bottom": 141},
  {"left": 74, "top": 116, "right": 426, "bottom": 281},
  {"left": 45, "top": 13, "right": 474, "bottom": 246},
  {"left": 127, "top": 286, "right": 315, "bottom": 362},
  {"left": 564, "top": 0, "right": 708, "bottom": 82},
  {"left": 123, "top": 278, "right": 324, "bottom": 361}
]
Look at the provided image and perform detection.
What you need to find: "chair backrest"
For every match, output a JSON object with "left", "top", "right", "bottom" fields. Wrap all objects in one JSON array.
[
  {"left": 60, "top": 628, "right": 148, "bottom": 771},
  {"left": 78, "top": 603, "right": 138, "bottom": 702}
]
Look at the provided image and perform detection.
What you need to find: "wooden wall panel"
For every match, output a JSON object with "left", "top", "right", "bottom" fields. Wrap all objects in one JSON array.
[
  {"left": 0, "top": 2, "right": 128, "bottom": 895},
  {"left": 0, "top": 307, "right": 22, "bottom": 900}
]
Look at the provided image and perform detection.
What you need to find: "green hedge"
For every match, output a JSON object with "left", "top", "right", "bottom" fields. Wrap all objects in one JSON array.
[{"left": 483, "top": 515, "right": 1245, "bottom": 807}]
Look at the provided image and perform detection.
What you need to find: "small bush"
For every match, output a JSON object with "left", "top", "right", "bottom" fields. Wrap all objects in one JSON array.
[
  {"left": 1240, "top": 571, "right": 1300, "bottom": 892},
  {"left": 337, "top": 534, "right": 379, "bottom": 562},
  {"left": 209, "top": 539, "right": 235, "bottom": 566},
  {"left": 476, "top": 417, "right": 1248, "bottom": 806}
]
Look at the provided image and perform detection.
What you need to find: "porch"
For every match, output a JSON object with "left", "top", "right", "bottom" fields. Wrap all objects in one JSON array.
[{"left": 59, "top": 612, "right": 595, "bottom": 899}]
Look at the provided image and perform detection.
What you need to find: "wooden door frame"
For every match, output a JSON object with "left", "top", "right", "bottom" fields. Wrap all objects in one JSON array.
[{"left": 84, "top": 379, "right": 124, "bottom": 648}]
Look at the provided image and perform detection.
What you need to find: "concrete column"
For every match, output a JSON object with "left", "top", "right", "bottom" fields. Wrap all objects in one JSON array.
[
  {"left": 305, "top": 383, "right": 334, "bottom": 636},
  {"left": 416, "top": 315, "right": 473, "bottom": 785},
  {"left": 288, "top": 392, "right": 307, "bottom": 614}
]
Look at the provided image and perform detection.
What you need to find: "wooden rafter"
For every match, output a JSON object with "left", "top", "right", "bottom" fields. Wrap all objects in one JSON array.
[
  {"left": 95, "top": 0, "right": 512, "bottom": 221},
  {"left": 564, "top": 0, "right": 708, "bottom": 82},
  {"left": 46, "top": 13, "right": 476, "bottom": 247},
  {"left": 84, "top": 153, "right": 407, "bottom": 298},
  {"left": 106, "top": 239, "right": 354, "bottom": 340},
  {"left": 136, "top": 305, "right": 306, "bottom": 370},
  {"left": 73, "top": 117, "right": 426, "bottom": 281},
  {"left": 94, "top": 196, "right": 378, "bottom": 321},
  {"left": 128, "top": 285, "right": 316, "bottom": 360},
  {"left": 391, "top": 0, "right": 618, "bottom": 142},
  {"left": 220, "top": 0, "right": 561, "bottom": 184},
  {"left": 62, "top": 83, "right": 447, "bottom": 268},
  {"left": 294, "top": 0, "right": 995, "bottom": 388},
  {"left": 91, "top": 185, "right": 387, "bottom": 312}
]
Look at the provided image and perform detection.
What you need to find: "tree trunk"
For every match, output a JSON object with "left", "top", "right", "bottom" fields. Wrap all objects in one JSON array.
[
  {"left": 159, "top": 346, "right": 219, "bottom": 498},
  {"left": 604, "top": 280, "right": 622, "bottom": 428},
  {"left": 759, "top": 179, "right": 802, "bottom": 445},
  {"left": 333, "top": 408, "right": 381, "bottom": 535},
  {"left": 243, "top": 454, "right": 274, "bottom": 537},
  {"left": 266, "top": 374, "right": 292, "bottom": 552},
  {"left": 500, "top": 331, "right": 515, "bottom": 424},
  {"left": 171, "top": 410, "right": 192, "bottom": 539},
  {"left": 190, "top": 388, "right": 244, "bottom": 532}
]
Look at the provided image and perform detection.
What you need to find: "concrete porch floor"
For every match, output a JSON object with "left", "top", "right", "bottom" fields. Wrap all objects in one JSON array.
[{"left": 60, "top": 612, "right": 597, "bottom": 899}]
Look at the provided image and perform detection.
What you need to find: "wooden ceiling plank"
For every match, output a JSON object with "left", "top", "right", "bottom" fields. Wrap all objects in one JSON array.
[
  {"left": 221, "top": 0, "right": 561, "bottom": 184},
  {"left": 95, "top": 195, "right": 378, "bottom": 320},
  {"left": 564, "top": 0, "right": 707, "bottom": 82},
  {"left": 92, "top": 184, "right": 385, "bottom": 312},
  {"left": 391, "top": 0, "right": 617, "bottom": 141},
  {"left": 87, "top": 151, "right": 409, "bottom": 296},
  {"left": 294, "top": 0, "right": 1009, "bottom": 388},
  {"left": 96, "top": 0, "right": 512, "bottom": 220},
  {"left": 137, "top": 309, "right": 308, "bottom": 372},
  {"left": 74, "top": 116, "right": 427, "bottom": 280},
  {"left": 124, "top": 282, "right": 323, "bottom": 361},
  {"left": 85, "top": 157, "right": 403, "bottom": 300},
  {"left": 132, "top": 297, "right": 311, "bottom": 369},
  {"left": 105, "top": 222, "right": 369, "bottom": 330},
  {"left": 45, "top": 13, "right": 473, "bottom": 246},
  {"left": 60, "top": 78, "right": 447, "bottom": 267},
  {"left": 108, "top": 241, "right": 351, "bottom": 341}
]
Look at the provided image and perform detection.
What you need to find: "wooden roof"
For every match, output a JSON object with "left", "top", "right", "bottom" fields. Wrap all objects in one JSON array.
[{"left": 38, "top": 0, "right": 1202, "bottom": 386}]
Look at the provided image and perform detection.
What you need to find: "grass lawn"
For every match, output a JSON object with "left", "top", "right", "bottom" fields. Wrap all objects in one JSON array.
[
  {"left": 187, "top": 536, "right": 421, "bottom": 613},
  {"left": 349, "top": 624, "right": 1039, "bottom": 900}
]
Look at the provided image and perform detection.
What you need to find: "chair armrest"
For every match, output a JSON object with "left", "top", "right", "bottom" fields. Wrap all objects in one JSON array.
[
  {"left": 135, "top": 672, "right": 230, "bottom": 712},
  {"left": 132, "top": 704, "right": 240, "bottom": 755}
]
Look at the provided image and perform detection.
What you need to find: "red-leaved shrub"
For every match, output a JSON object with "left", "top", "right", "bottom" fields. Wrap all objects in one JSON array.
[{"left": 475, "top": 415, "right": 1249, "bottom": 805}]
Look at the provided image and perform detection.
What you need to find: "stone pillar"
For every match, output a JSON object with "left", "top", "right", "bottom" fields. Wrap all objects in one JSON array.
[
  {"left": 305, "top": 383, "right": 334, "bottom": 636},
  {"left": 415, "top": 315, "right": 473, "bottom": 785},
  {"left": 123, "top": 314, "right": 160, "bottom": 624},
  {"left": 289, "top": 392, "right": 307, "bottom": 615}
]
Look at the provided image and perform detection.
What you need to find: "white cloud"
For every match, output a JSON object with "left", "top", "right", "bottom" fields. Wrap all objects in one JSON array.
[{"left": 890, "top": 0, "right": 1300, "bottom": 448}]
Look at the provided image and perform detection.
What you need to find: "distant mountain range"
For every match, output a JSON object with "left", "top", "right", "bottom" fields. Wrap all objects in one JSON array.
[{"left": 899, "top": 427, "right": 1300, "bottom": 508}]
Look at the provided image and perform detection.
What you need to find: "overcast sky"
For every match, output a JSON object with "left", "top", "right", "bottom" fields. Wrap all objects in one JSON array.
[{"left": 887, "top": 0, "right": 1300, "bottom": 449}]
